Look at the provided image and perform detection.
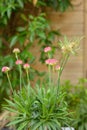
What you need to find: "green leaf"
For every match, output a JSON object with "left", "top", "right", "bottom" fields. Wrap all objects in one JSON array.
[
  {"left": 10, "top": 35, "right": 18, "bottom": 48},
  {"left": 7, "top": 118, "right": 24, "bottom": 126},
  {"left": 17, "top": 121, "right": 28, "bottom": 130},
  {"left": 7, "top": 8, "right": 12, "bottom": 18},
  {"left": 21, "top": 14, "right": 28, "bottom": 21},
  {"left": 31, "top": 121, "right": 43, "bottom": 130},
  {"left": 17, "top": 0, "right": 24, "bottom": 8},
  {"left": 17, "top": 27, "right": 26, "bottom": 32}
]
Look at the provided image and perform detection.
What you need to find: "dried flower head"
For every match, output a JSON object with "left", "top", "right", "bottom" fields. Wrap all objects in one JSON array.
[
  {"left": 23, "top": 63, "right": 30, "bottom": 69},
  {"left": 16, "top": 60, "right": 23, "bottom": 65},
  {"left": 59, "top": 37, "right": 82, "bottom": 55},
  {"left": 2, "top": 66, "right": 10, "bottom": 73},
  {"left": 45, "top": 58, "right": 58, "bottom": 65},
  {"left": 13, "top": 48, "right": 20, "bottom": 53},
  {"left": 44, "top": 47, "right": 52, "bottom": 53}
]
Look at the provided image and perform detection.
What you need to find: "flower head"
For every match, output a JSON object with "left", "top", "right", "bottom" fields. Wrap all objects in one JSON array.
[
  {"left": 16, "top": 60, "right": 23, "bottom": 65},
  {"left": 13, "top": 48, "right": 20, "bottom": 53},
  {"left": 55, "top": 65, "right": 60, "bottom": 71},
  {"left": 23, "top": 63, "right": 30, "bottom": 69},
  {"left": 2, "top": 66, "right": 10, "bottom": 73},
  {"left": 45, "top": 58, "right": 58, "bottom": 65},
  {"left": 44, "top": 47, "right": 52, "bottom": 53}
]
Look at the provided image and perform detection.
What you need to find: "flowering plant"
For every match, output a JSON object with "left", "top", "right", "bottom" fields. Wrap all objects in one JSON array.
[{"left": 2, "top": 37, "right": 82, "bottom": 130}]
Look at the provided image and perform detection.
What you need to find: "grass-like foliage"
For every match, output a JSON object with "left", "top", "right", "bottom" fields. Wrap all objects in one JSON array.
[
  {"left": 4, "top": 85, "right": 71, "bottom": 130},
  {"left": 2, "top": 37, "right": 82, "bottom": 130}
]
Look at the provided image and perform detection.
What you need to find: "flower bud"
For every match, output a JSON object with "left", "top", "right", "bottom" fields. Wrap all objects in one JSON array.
[
  {"left": 13, "top": 48, "right": 20, "bottom": 53},
  {"left": 16, "top": 60, "right": 23, "bottom": 65},
  {"left": 2, "top": 66, "right": 10, "bottom": 73},
  {"left": 45, "top": 58, "right": 57, "bottom": 65},
  {"left": 44, "top": 47, "right": 52, "bottom": 53},
  {"left": 23, "top": 63, "right": 30, "bottom": 69}
]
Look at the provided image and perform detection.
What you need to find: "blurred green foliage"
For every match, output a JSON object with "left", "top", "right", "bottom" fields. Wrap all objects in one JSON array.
[{"left": 61, "top": 78, "right": 87, "bottom": 130}]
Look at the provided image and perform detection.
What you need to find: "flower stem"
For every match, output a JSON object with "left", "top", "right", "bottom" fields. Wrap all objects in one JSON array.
[
  {"left": 6, "top": 72, "right": 13, "bottom": 93},
  {"left": 26, "top": 70, "right": 30, "bottom": 86},
  {"left": 26, "top": 69, "right": 30, "bottom": 96},
  {"left": 19, "top": 65, "right": 22, "bottom": 90},
  {"left": 57, "top": 54, "right": 70, "bottom": 96},
  {"left": 15, "top": 53, "right": 18, "bottom": 60},
  {"left": 48, "top": 65, "right": 51, "bottom": 87}
]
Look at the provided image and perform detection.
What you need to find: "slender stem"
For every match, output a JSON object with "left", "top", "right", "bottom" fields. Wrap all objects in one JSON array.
[
  {"left": 26, "top": 70, "right": 30, "bottom": 86},
  {"left": 6, "top": 72, "right": 13, "bottom": 93},
  {"left": 60, "top": 54, "right": 69, "bottom": 75},
  {"left": 19, "top": 65, "right": 22, "bottom": 90},
  {"left": 26, "top": 69, "right": 30, "bottom": 95},
  {"left": 48, "top": 53, "right": 51, "bottom": 58},
  {"left": 57, "top": 71, "right": 61, "bottom": 95},
  {"left": 15, "top": 53, "right": 18, "bottom": 60},
  {"left": 48, "top": 65, "right": 51, "bottom": 87},
  {"left": 18, "top": 64, "right": 22, "bottom": 90},
  {"left": 15, "top": 53, "right": 22, "bottom": 90},
  {"left": 52, "top": 65, "right": 55, "bottom": 86},
  {"left": 57, "top": 54, "right": 70, "bottom": 96}
]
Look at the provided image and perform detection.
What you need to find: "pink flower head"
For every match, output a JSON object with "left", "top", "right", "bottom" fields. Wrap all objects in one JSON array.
[
  {"left": 23, "top": 63, "right": 30, "bottom": 69},
  {"left": 44, "top": 46, "right": 52, "bottom": 53},
  {"left": 13, "top": 48, "right": 20, "bottom": 53},
  {"left": 2, "top": 66, "right": 10, "bottom": 73},
  {"left": 16, "top": 60, "right": 23, "bottom": 65},
  {"left": 45, "top": 58, "right": 58, "bottom": 65},
  {"left": 55, "top": 65, "right": 60, "bottom": 71}
]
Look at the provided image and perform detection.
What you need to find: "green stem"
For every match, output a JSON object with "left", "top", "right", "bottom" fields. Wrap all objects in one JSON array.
[
  {"left": 26, "top": 70, "right": 30, "bottom": 86},
  {"left": 60, "top": 54, "right": 69, "bottom": 75},
  {"left": 26, "top": 69, "right": 30, "bottom": 95},
  {"left": 19, "top": 65, "right": 22, "bottom": 90},
  {"left": 57, "top": 71, "right": 61, "bottom": 95},
  {"left": 52, "top": 65, "right": 55, "bottom": 86},
  {"left": 48, "top": 65, "right": 51, "bottom": 87},
  {"left": 7, "top": 72, "right": 13, "bottom": 93},
  {"left": 15, "top": 53, "right": 18, "bottom": 60},
  {"left": 57, "top": 54, "right": 70, "bottom": 96}
]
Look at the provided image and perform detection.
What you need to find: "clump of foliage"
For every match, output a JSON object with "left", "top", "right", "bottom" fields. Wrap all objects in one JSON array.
[
  {"left": 61, "top": 78, "right": 87, "bottom": 130},
  {"left": 0, "top": 0, "right": 72, "bottom": 24},
  {"left": 0, "top": 0, "right": 72, "bottom": 112},
  {"left": 2, "top": 36, "right": 81, "bottom": 129},
  {"left": 0, "top": 13, "right": 59, "bottom": 112}
]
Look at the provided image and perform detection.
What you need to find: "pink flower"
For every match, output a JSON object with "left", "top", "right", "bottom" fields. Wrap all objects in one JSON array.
[
  {"left": 23, "top": 63, "right": 30, "bottom": 69},
  {"left": 16, "top": 60, "right": 23, "bottom": 65},
  {"left": 13, "top": 48, "right": 20, "bottom": 53},
  {"left": 44, "top": 47, "right": 52, "bottom": 53},
  {"left": 55, "top": 65, "right": 60, "bottom": 71},
  {"left": 2, "top": 66, "right": 10, "bottom": 73},
  {"left": 45, "top": 58, "right": 58, "bottom": 65}
]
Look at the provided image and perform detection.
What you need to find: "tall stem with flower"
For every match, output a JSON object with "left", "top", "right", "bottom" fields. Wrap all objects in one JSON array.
[
  {"left": 44, "top": 37, "right": 82, "bottom": 98},
  {"left": 23, "top": 63, "right": 30, "bottom": 95},
  {"left": 2, "top": 67, "right": 13, "bottom": 93},
  {"left": 15, "top": 60, "right": 23, "bottom": 90},
  {"left": 13, "top": 48, "right": 23, "bottom": 90},
  {"left": 56, "top": 53, "right": 70, "bottom": 95}
]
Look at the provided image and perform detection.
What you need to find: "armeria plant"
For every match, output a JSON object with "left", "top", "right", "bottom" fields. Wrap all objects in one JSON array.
[{"left": 2, "top": 37, "right": 82, "bottom": 130}]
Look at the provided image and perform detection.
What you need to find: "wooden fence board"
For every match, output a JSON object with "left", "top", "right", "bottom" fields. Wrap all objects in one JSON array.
[
  {"left": 51, "top": 23, "right": 83, "bottom": 35},
  {"left": 46, "top": 0, "right": 84, "bottom": 83},
  {"left": 47, "top": 12, "right": 83, "bottom": 24}
]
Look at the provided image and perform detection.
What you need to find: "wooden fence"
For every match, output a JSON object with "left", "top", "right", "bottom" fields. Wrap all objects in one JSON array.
[{"left": 44, "top": 0, "right": 87, "bottom": 83}]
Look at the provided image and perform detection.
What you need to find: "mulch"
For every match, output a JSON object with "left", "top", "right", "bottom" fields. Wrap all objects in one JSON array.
[{"left": 0, "top": 111, "right": 14, "bottom": 130}]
